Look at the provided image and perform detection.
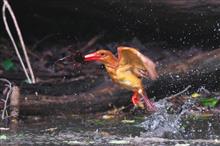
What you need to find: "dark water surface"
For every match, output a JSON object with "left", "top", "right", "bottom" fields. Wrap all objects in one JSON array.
[{"left": 1, "top": 97, "right": 220, "bottom": 146}]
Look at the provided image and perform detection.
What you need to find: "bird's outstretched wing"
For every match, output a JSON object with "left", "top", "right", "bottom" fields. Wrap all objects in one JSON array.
[{"left": 118, "top": 47, "right": 158, "bottom": 80}]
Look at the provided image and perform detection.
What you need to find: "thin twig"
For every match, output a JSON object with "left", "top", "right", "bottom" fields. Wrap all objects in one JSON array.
[
  {"left": 167, "top": 85, "right": 192, "bottom": 99},
  {"left": 0, "top": 78, "right": 12, "bottom": 120},
  {"left": 2, "top": 2, "right": 31, "bottom": 83},
  {"left": 2, "top": 0, "right": 35, "bottom": 83}
]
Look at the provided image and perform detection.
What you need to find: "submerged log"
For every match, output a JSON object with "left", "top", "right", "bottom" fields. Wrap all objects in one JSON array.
[{"left": 18, "top": 48, "right": 220, "bottom": 115}]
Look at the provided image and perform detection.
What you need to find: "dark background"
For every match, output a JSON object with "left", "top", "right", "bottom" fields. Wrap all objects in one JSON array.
[{"left": 1, "top": 0, "right": 220, "bottom": 48}]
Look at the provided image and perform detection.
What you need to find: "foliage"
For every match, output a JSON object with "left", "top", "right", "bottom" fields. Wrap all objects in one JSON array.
[
  {"left": 199, "top": 97, "right": 219, "bottom": 108},
  {"left": 2, "top": 59, "right": 15, "bottom": 71}
]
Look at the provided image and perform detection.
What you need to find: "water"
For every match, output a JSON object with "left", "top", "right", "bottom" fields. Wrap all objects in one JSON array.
[
  {"left": 139, "top": 99, "right": 184, "bottom": 138},
  {"left": 1, "top": 95, "right": 220, "bottom": 145},
  {"left": 139, "top": 95, "right": 198, "bottom": 138}
]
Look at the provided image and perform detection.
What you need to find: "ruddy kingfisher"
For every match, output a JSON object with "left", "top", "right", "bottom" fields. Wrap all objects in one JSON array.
[{"left": 84, "top": 47, "right": 158, "bottom": 111}]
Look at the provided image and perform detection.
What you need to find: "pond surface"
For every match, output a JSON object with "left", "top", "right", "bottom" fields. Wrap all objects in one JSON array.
[{"left": 1, "top": 97, "right": 220, "bottom": 146}]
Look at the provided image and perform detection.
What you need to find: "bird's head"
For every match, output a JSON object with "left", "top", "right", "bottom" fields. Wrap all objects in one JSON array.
[{"left": 84, "top": 50, "right": 117, "bottom": 65}]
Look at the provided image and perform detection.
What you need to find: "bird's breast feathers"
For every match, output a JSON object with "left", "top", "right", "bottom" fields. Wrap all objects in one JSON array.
[
  {"left": 114, "top": 68, "right": 142, "bottom": 90},
  {"left": 105, "top": 59, "right": 143, "bottom": 90}
]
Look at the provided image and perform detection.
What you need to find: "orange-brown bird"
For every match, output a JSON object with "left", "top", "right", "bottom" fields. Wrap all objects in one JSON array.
[{"left": 84, "top": 47, "right": 158, "bottom": 111}]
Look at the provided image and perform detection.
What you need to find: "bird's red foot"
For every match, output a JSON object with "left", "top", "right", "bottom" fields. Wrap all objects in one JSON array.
[
  {"left": 132, "top": 91, "right": 157, "bottom": 111},
  {"left": 131, "top": 91, "right": 145, "bottom": 109},
  {"left": 132, "top": 92, "right": 139, "bottom": 105}
]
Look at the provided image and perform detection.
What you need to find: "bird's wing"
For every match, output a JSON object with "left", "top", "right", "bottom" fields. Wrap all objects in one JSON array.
[{"left": 117, "top": 47, "right": 158, "bottom": 80}]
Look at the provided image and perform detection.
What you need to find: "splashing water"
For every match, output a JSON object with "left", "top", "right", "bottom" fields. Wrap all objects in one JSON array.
[{"left": 138, "top": 96, "right": 196, "bottom": 138}]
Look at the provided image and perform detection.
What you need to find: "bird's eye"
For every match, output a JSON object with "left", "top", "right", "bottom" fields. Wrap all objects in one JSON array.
[{"left": 100, "top": 53, "right": 105, "bottom": 56}]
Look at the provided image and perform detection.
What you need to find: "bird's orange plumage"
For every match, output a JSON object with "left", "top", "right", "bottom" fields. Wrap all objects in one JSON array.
[{"left": 84, "top": 47, "right": 158, "bottom": 111}]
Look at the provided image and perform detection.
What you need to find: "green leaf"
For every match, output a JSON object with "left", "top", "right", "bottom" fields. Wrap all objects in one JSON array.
[
  {"left": 200, "top": 97, "right": 219, "bottom": 108},
  {"left": 2, "top": 59, "right": 15, "bottom": 71}
]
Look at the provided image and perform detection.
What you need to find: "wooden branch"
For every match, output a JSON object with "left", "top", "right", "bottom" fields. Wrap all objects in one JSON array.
[
  {"left": 20, "top": 83, "right": 131, "bottom": 115},
  {"left": 9, "top": 86, "right": 20, "bottom": 132}
]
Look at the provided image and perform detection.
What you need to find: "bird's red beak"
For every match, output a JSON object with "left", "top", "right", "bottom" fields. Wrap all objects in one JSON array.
[{"left": 84, "top": 52, "right": 101, "bottom": 61}]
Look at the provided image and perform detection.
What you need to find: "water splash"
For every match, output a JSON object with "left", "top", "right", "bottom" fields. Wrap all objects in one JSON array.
[{"left": 138, "top": 96, "right": 196, "bottom": 138}]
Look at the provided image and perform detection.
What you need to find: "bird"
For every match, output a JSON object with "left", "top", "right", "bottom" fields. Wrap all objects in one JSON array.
[{"left": 84, "top": 46, "right": 158, "bottom": 111}]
